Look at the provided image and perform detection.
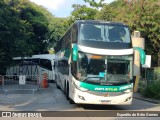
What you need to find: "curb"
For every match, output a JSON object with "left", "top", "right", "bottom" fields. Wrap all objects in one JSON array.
[{"left": 133, "top": 96, "right": 160, "bottom": 104}]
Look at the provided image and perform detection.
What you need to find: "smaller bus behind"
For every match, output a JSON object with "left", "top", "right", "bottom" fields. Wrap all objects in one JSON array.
[{"left": 6, "top": 54, "right": 55, "bottom": 82}]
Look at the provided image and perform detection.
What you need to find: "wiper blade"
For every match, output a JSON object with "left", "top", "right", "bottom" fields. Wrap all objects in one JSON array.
[{"left": 82, "top": 77, "right": 101, "bottom": 82}]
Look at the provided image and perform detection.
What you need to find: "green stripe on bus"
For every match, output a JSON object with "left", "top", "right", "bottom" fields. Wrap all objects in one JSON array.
[{"left": 79, "top": 82, "right": 133, "bottom": 92}]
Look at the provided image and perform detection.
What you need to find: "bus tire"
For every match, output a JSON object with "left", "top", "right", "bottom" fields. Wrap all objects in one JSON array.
[
  {"left": 65, "top": 82, "right": 69, "bottom": 100},
  {"left": 69, "top": 98, "right": 75, "bottom": 104},
  {"left": 55, "top": 76, "right": 60, "bottom": 89}
]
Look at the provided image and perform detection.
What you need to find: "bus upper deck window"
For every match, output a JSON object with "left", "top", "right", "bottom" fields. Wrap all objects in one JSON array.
[
  {"left": 81, "top": 24, "right": 102, "bottom": 41},
  {"left": 108, "top": 27, "right": 123, "bottom": 42}
]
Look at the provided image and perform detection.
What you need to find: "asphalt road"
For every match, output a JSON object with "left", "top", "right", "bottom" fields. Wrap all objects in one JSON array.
[{"left": 0, "top": 83, "right": 159, "bottom": 119}]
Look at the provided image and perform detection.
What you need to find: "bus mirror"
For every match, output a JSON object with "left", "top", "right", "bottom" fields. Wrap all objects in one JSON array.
[
  {"left": 72, "top": 44, "right": 78, "bottom": 61},
  {"left": 134, "top": 47, "right": 146, "bottom": 65}
]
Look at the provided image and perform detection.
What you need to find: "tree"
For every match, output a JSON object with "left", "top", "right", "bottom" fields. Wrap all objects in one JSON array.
[
  {"left": 65, "top": 4, "right": 98, "bottom": 28},
  {"left": 96, "top": 0, "right": 160, "bottom": 66},
  {"left": 84, "top": 0, "right": 105, "bottom": 9},
  {"left": 47, "top": 17, "right": 67, "bottom": 48},
  {"left": 0, "top": 0, "right": 34, "bottom": 74},
  {"left": 0, "top": 0, "right": 62, "bottom": 74}
]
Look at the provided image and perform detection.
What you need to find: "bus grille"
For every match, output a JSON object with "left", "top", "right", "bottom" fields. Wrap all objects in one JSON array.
[{"left": 87, "top": 91, "right": 124, "bottom": 96}]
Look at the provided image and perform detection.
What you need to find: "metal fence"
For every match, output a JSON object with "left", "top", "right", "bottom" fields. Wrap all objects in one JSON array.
[
  {"left": 0, "top": 74, "right": 49, "bottom": 95},
  {"left": 145, "top": 67, "right": 160, "bottom": 85},
  {"left": 138, "top": 67, "right": 160, "bottom": 92}
]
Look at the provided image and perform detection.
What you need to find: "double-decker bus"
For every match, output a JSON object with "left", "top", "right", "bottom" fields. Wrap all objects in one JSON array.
[{"left": 55, "top": 20, "right": 134, "bottom": 105}]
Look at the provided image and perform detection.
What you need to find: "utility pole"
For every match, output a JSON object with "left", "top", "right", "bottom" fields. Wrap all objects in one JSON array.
[{"left": 132, "top": 31, "right": 145, "bottom": 92}]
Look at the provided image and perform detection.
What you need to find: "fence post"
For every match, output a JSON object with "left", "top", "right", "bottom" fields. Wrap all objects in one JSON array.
[
  {"left": 0, "top": 76, "right": 2, "bottom": 93},
  {"left": 37, "top": 75, "right": 40, "bottom": 89},
  {"left": 2, "top": 76, "right": 5, "bottom": 94}
]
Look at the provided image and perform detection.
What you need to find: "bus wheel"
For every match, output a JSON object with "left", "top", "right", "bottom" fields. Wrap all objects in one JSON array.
[
  {"left": 69, "top": 98, "right": 75, "bottom": 104},
  {"left": 55, "top": 76, "right": 60, "bottom": 89},
  {"left": 65, "top": 82, "right": 69, "bottom": 100}
]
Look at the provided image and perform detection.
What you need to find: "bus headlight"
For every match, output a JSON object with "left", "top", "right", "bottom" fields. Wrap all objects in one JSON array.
[
  {"left": 123, "top": 89, "right": 132, "bottom": 93},
  {"left": 125, "top": 97, "right": 132, "bottom": 102},
  {"left": 78, "top": 95, "right": 85, "bottom": 101},
  {"left": 78, "top": 87, "right": 89, "bottom": 92},
  {"left": 73, "top": 81, "right": 89, "bottom": 92}
]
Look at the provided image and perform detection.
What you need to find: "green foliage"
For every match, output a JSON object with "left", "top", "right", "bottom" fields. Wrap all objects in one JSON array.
[
  {"left": 0, "top": 0, "right": 64, "bottom": 74},
  {"left": 30, "top": 2, "right": 67, "bottom": 47},
  {"left": 64, "top": 4, "right": 98, "bottom": 29},
  {"left": 0, "top": 0, "right": 33, "bottom": 73},
  {"left": 138, "top": 79, "right": 146, "bottom": 93},
  {"left": 47, "top": 17, "right": 67, "bottom": 48},
  {"left": 143, "top": 80, "right": 160, "bottom": 99},
  {"left": 96, "top": 0, "right": 160, "bottom": 66},
  {"left": 84, "top": 0, "right": 105, "bottom": 9},
  {"left": 72, "top": 4, "right": 98, "bottom": 20}
]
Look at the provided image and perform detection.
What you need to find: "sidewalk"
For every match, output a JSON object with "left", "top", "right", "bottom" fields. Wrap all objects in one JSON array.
[{"left": 133, "top": 92, "right": 160, "bottom": 104}]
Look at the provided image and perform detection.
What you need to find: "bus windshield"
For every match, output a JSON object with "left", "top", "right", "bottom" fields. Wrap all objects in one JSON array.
[
  {"left": 77, "top": 52, "right": 133, "bottom": 85},
  {"left": 79, "top": 23, "right": 131, "bottom": 43}
]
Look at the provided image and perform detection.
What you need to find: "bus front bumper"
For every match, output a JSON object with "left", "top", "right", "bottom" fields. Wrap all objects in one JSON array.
[{"left": 72, "top": 89, "right": 133, "bottom": 105}]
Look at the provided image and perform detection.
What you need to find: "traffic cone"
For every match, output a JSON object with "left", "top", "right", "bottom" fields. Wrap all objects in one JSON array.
[{"left": 41, "top": 74, "right": 48, "bottom": 88}]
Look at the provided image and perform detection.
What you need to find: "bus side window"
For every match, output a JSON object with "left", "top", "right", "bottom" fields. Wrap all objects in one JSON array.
[
  {"left": 72, "top": 24, "right": 78, "bottom": 43},
  {"left": 71, "top": 62, "right": 77, "bottom": 78},
  {"left": 64, "top": 60, "right": 69, "bottom": 75},
  {"left": 53, "top": 60, "right": 56, "bottom": 70},
  {"left": 55, "top": 39, "right": 62, "bottom": 53},
  {"left": 40, "top": 59, "right": 52, "bottom": 71}
]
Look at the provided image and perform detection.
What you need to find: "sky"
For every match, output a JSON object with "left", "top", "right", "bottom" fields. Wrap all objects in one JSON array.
[{"left": 30, "top": 0, "right": 115, "bottom": 17}]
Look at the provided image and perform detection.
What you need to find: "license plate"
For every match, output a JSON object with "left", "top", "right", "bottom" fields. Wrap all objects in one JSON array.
[{"left": 99, "top": 100, "right": 111, "bottom": 104}]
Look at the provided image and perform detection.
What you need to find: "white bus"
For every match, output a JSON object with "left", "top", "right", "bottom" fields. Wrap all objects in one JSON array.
[
  {"left": 6, "top": 54, "right": 55, "bottom": 82},
  {"left": 55, "top": 20, "right": 135, "bottom": 105}
]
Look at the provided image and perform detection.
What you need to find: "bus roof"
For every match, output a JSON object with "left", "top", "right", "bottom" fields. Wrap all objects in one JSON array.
[
  {"left": 13, "top": 57, "right": 30, "bottom": 60},
  {"left": 32, "top": 54, "right": 55, "bottom": 60},
  {"left": 13, "top": 54, "right": 55, "bottom": 61},
  {"left": 74, "top": 20, "right": 127, "bottom": 26}
]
